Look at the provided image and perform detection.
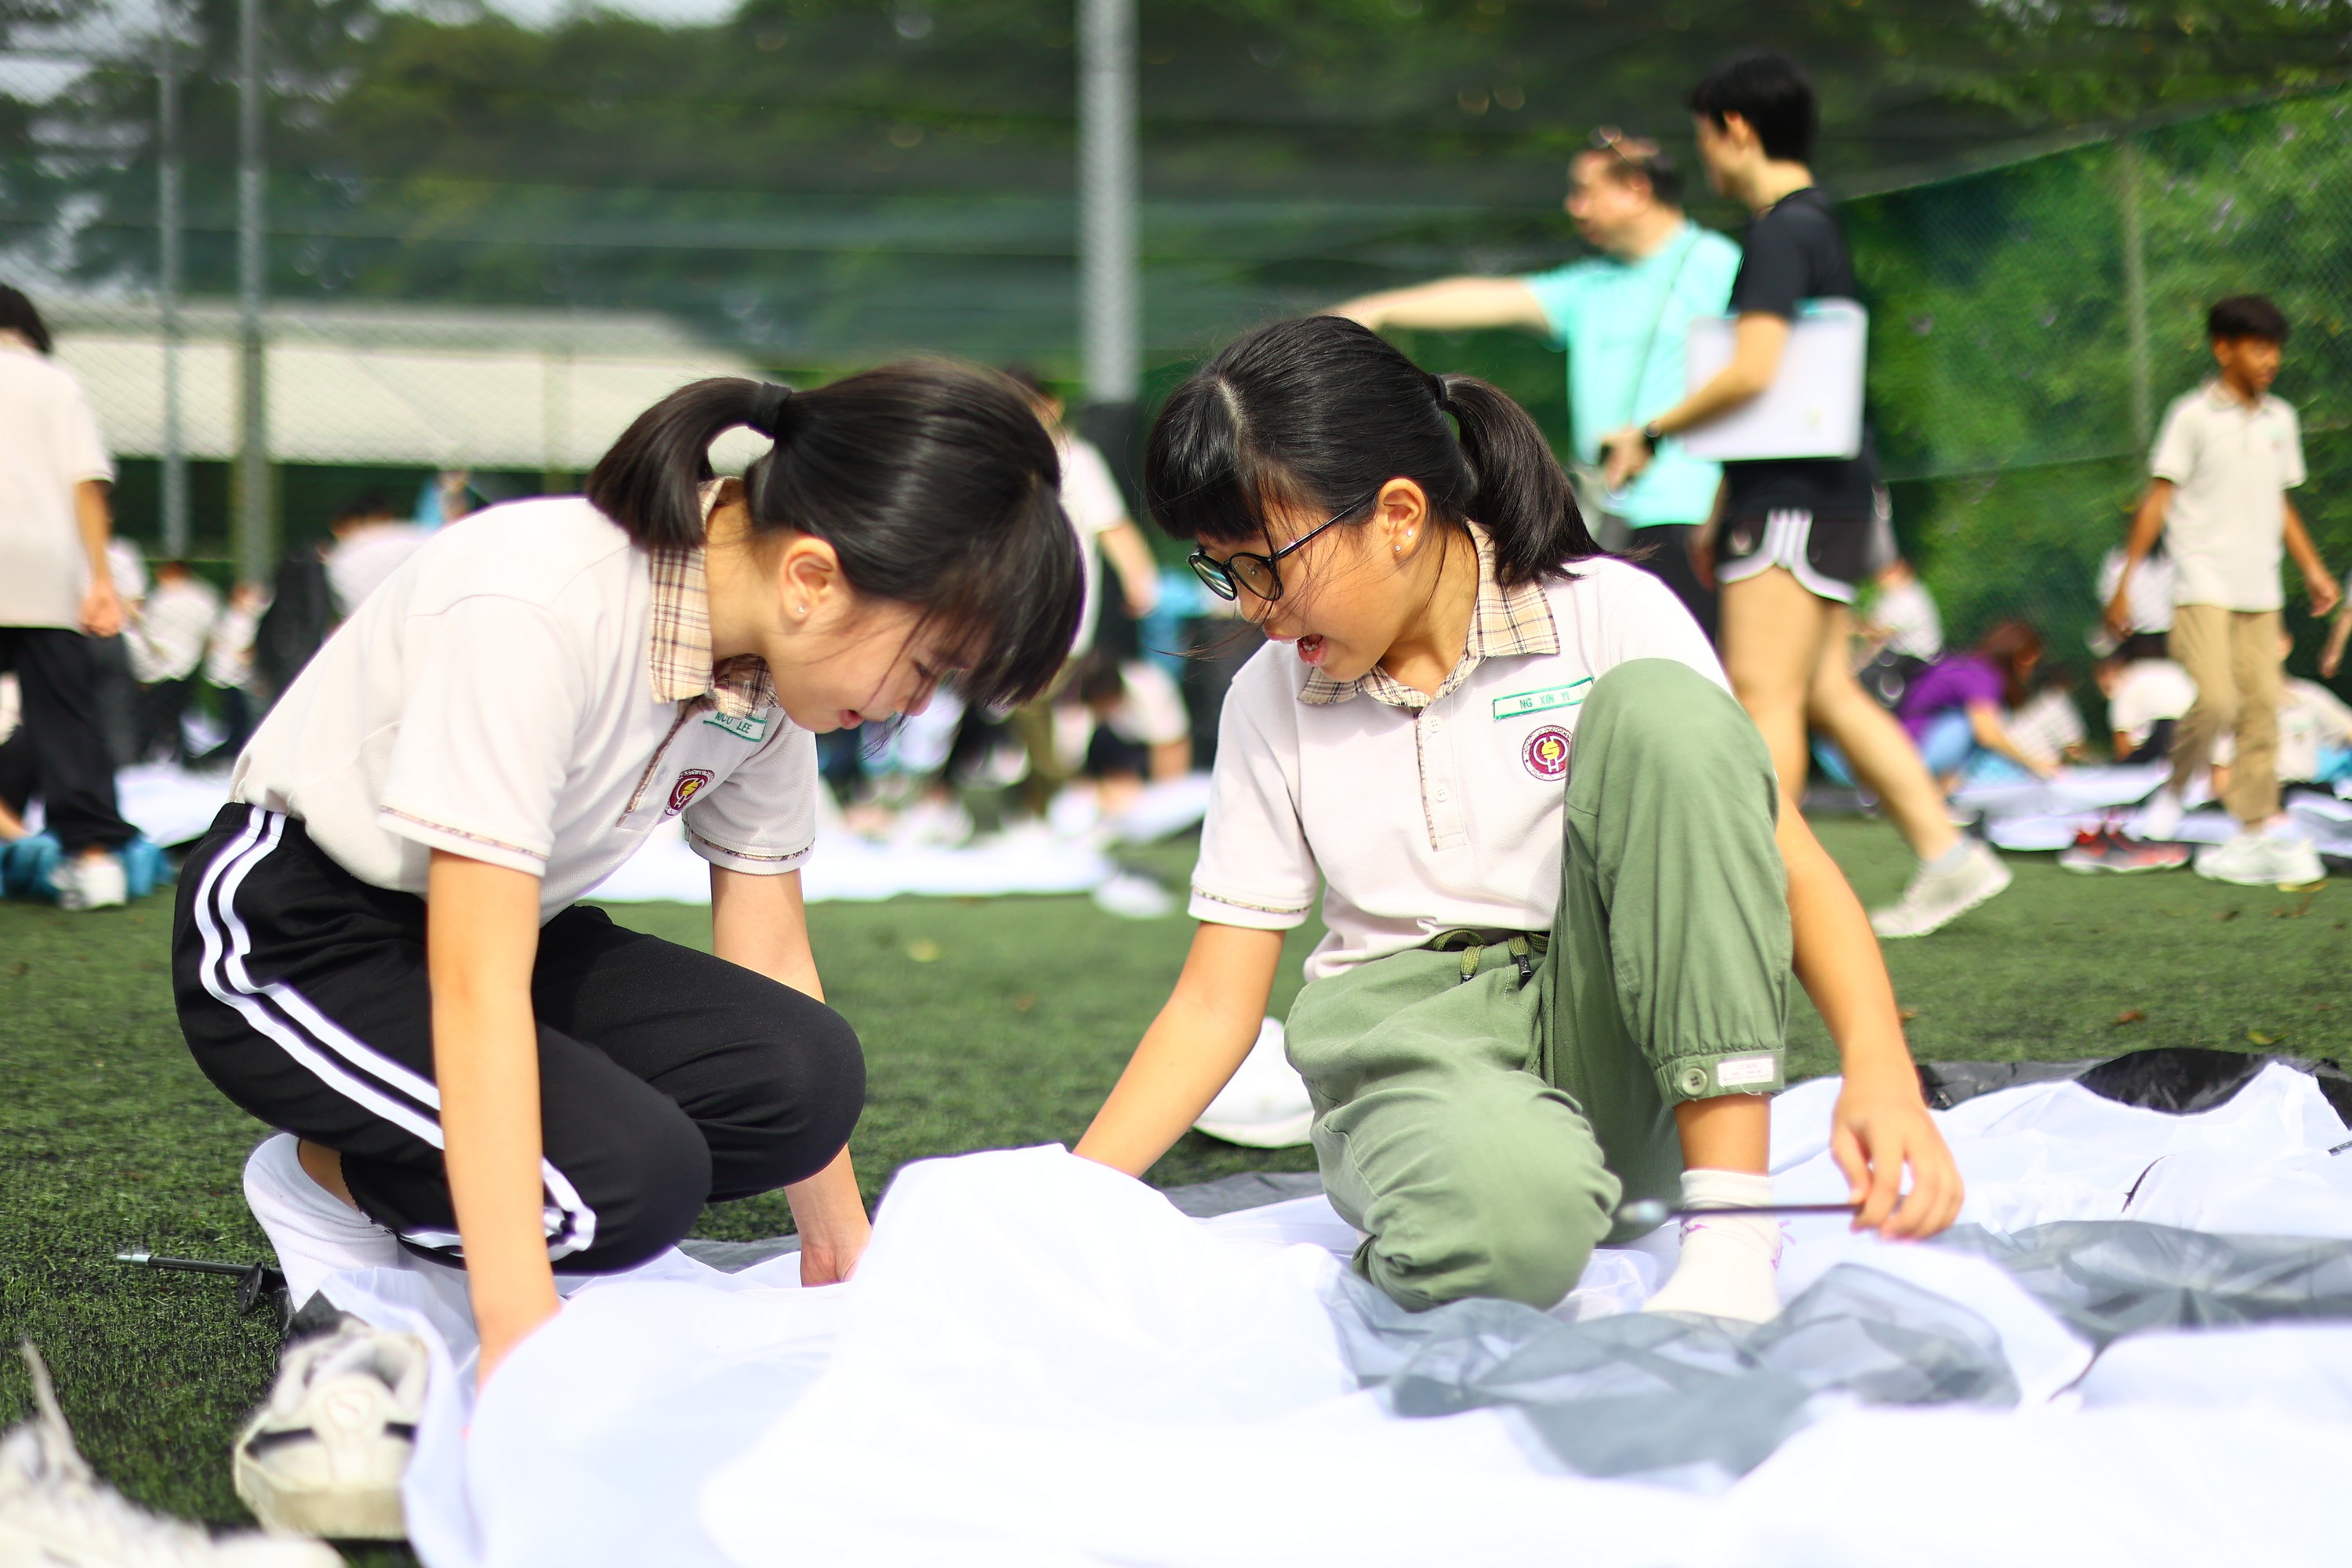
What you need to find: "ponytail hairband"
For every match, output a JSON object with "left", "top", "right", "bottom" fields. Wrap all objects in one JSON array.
[
  {"left": 1427, "top": 372, "right": 1454, "bottom": 412},
  {"left": 747, "top": 381, "right": 794, "bottom": 438}
]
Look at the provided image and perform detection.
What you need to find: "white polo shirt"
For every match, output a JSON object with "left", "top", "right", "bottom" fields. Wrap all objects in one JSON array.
[
  {"left": 1058, "top": 431, "right": 1130, "bottom": 659},
  {"left": 0, "top": 339, "right": 115, "bottom": 630},
  {"left": 232, "top": 496, "right": 818, "bottom": 920},
  {"left": 2150, "top": 381, "right": 2306, "bottom": 612},
  {"left": 1189, "top": 541, "right": 1725, "bottom": 982}
]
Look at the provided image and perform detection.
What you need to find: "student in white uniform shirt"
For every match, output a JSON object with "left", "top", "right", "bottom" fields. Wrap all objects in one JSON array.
[
  {"left": 2107, "top": 295, "right": 2340, "bottom": 884},
  {"left": 172, "top": 368, "right": 1083, "bottom": 1394},
  {"left": 126, "top": 558, "right": 222, "bottom": 763},
  {"left": 1076, "top": 318, "right": 1960, "bottom": 1325},
  {"left": 0, "top": 285, "right": 142, "bottom": 908}
]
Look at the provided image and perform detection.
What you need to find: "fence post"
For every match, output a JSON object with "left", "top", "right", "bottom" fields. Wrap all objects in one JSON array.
[
  {"left": 1076, "top": 0, "right": 1138, "bottom": 406},
  {"left": 156, "top": 27, "right": 188, "bottom": 558},
  {"left": 234, "top": 0, "right": 274, "bottom": 584},
  {"left": 2118, "top": 134, "right": 2153, "bottom": 451}
]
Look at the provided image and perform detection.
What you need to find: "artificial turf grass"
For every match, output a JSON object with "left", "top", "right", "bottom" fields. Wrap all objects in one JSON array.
[{"left": 0, "top": 814, "right": 2344, "bottom": 1554}]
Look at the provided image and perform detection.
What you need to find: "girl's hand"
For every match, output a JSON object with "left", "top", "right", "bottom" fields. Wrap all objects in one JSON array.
[
  {"left": 781, "top": 1146, "right": 869, "bottom": 1287},
  {"left": 1829, "top": 1069, "right": 1964, "bottom": 1240},
  {"left": 797, "top": 1214, "right": 873, "bottom": 1288},
  {"left": 475, "top": 1290, "right": 561, "bottom": 1390}
]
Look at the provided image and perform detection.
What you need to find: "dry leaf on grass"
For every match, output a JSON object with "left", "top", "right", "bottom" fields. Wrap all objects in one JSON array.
[{"left": 2112, "top": 1008, "right": 2146, "bottom": 1026}]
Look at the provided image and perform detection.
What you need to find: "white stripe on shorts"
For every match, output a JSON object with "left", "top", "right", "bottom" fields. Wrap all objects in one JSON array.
[
  {"left": 194, "top": 806, "right": 598, "bottom": 1261},
  {"left": 1714, "top": 507, "right": 1858, "bottom": 604}
]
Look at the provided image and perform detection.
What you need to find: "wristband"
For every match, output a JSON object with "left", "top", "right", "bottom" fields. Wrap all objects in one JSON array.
[{"left": 1639, "top": 422, "right": 1663, "bottom": 455}]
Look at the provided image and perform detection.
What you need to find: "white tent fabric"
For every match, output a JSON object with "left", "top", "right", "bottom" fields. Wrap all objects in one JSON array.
[
  {"left": 97, "top": 765, "right": 1203, "bottom": 908},
  {"left": 321, "top": 1063, "right": 2352, "bottom": 1568},
  {"left": 1951, "top": 764, "right": 2352, "bottom": 858}
]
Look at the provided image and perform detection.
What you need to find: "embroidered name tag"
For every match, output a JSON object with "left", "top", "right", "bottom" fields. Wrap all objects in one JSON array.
[
  {"left": 1492, "top": 679, "right": 1592, "bottom": 722},
  {"left": 1716, "top": 1055, "right": 1779, "bottom": 1089},
  {"left": 703, "top": 710, "right": 771, "bottom": 743}
]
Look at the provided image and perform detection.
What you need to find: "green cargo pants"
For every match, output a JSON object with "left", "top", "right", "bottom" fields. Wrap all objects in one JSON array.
[{"left": 1284, "top": 659, "right": 1791, "bottom": 1312}]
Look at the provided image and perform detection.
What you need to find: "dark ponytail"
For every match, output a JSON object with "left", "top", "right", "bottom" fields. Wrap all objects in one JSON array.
[
  {"left": 586, "top": 366, "right": 1084, "bottom": 710},
  {"left": 1144, "top": 315, "right": 1596, "bottom": 586}
]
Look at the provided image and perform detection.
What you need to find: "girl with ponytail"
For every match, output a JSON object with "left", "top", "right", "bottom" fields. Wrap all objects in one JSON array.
[
  {"left": 173, "top": 364, "right": 1083, "bottom": 1417},
  {"left": 1076, "top": 315, "right": 1958, "bottom": 1322}
]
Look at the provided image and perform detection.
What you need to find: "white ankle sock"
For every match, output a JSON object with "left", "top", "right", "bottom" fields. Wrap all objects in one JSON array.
[
  {"left": 243, "top": 1133, "right": 405, "bottom": 1305},
  {"left": 1640, "top": 1168, "right": 1784, "bottom": 1323}
]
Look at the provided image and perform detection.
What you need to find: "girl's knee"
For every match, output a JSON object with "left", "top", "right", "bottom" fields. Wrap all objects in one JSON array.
[
  {"left": 564, "top": 1106, "right": 713, "bottom": 1272},
  {"left": 1362, "top": 1120, "right": 1617, "bottom": 1312},
  {"left": 1368, "top": 1197, "right": 1610, "bottom": 1312},
  {"left": 728, "top": 1003, "right": 868, "bottom": 1191}
]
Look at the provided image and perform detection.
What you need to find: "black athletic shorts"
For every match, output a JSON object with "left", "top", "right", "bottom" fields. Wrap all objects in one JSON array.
[
  {"left": 172, "top": 804, "right": 865, "bottom": 1274},
  {"left": 1715, "top": 509, "right": 1875, "bottom": 604}
]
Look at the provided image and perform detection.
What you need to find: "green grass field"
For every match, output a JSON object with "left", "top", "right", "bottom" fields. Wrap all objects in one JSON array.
[{"left": 2, "top": 818, "right": 2344, "bottom": 1563}]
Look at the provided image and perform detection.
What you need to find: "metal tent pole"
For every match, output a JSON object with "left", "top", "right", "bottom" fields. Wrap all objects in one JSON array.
[
  {"left": 157, "top": 23, "right": 187, "bottom": 558},
  {"left": 1076, "top": 0, "right": 1138, "bottom": 405},
  {"left": 234, "top": 0, "right": 271, "bottom": 583}
]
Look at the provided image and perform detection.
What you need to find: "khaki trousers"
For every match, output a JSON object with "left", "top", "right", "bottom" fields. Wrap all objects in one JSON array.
[{"left": 2167, "top": 604, "right": 2282, "bottom": 826}]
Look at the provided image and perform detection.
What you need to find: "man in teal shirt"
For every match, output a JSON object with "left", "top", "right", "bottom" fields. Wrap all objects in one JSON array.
[{"left": 1336, "top": 130, "right": 1740, "bottom": 637}]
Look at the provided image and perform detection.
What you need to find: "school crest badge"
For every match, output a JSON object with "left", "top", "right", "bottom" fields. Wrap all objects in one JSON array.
[
  {"left": 666, "top": 769, "right": 715, "bottom": 817},
  {"left": 1522, "top": 726, "right": 1572, "bottom": 782}
]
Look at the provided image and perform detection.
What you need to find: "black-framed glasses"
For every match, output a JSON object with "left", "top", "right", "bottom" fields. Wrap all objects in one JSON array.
[{"left": 1187, "top": 497, "right": 1371, "bottom": 604}]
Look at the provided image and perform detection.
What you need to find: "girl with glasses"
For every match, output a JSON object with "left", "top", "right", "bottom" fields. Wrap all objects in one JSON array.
[{"left": 1077, "top": 314, "right": 1959, "bottom": 1322}]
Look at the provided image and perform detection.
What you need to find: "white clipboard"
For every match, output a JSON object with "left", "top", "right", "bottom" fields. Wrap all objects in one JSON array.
[{"left": 1680, "top": 299, "right": 1867, "bottom": 462}]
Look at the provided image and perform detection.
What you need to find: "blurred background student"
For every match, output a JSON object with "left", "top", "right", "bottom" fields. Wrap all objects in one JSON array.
[
  {"left": 0, "top": 283, "right": 140, "bottom": 908},
  {"left": 1896, "top": 620, "right": 2060, "bottom": 789},
  {"left": 1004, "top": 367, "right": 1163, "bottom": 816},
  {"left": 1336, "top": 126, "right": 1739, "bottom": 637},
  {"left": 2096, "top": 638, "right": 2198, "bottom": 765}
]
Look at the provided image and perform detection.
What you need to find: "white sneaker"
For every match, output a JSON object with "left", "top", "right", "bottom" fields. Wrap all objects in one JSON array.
[
  {"left": 242, "top": 1136, "right": 405, "bottom": 1308},
  {"left": 2269, "top": 835, "right": 2326, "bottom": 887},
  {"left": 54, "top": 854, "right": 129, "bottom": 912},
  {"left": 1869, "top": 841, "right": 2013, "bottom": 939},
  {"left": 2195, "top": 831, "right": 2325, "bottom": 887},
  {"left": 232, "top": 1323, "right": 425, "bottom": 1543},
  {"left": 2135, "top": 788, "right": 2186, "bottom": 843},
  {"left": 0, "top": 1343, "right": 339, "bottom": 1567}
]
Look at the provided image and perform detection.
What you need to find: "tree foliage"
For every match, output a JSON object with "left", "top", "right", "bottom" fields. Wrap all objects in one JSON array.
[{"left": 10, "top": 0, "right": 2352, "bottom": 363}]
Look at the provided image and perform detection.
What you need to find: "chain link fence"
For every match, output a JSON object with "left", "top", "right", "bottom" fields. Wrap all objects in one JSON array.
[{"left": 16, "top": 64, "right": 2352, "bottom": 713}]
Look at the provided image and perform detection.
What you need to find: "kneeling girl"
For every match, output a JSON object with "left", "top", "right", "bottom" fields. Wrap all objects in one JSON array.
[
  {"left": 176, "top": 368, "right": 1082, "bottom": 1380},
  {"left": 1076, "top": 318, "right": 1960, "bottom": 1319}
]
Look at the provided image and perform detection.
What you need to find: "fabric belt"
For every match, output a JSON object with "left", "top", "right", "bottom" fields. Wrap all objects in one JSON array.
[{"left": 1426, "top": 927, "right": 1548, "bottom": 985}]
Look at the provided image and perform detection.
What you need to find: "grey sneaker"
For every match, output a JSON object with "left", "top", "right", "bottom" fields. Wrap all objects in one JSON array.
[
  {"left": 233, "top": 1322, "right": 425, "bottom": 1542},
  {"left": 0, "top": 1342, "right": 339, "bottom": 1566},
  {"left": 1869, "top": 841, "right": 2013, "bottom": 938}
]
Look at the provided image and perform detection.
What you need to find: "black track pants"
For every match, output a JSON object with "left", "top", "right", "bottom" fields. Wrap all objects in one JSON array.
[
  {"left": 0, "top": 625, "right": 137, "bottom": 852},
  {"left": 172, "top": 804, "right": 866, "bottom": 1274}
]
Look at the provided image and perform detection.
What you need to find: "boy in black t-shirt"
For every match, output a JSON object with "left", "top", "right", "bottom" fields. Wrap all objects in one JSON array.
[{"left": 1601, "top": 50, "right": 2011, "bottom": 941}]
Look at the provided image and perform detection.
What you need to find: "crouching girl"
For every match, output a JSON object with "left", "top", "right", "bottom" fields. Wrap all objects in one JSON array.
[
  {"left": 176, "top": 367, "right": 1083, "bottom": 1385},
  {"left": 1076, "top": 318, "right": 1960, "bottom": 1319}
]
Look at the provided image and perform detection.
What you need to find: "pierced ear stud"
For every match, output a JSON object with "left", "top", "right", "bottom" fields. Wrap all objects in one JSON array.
[{"left": 793, "top": 603, "right": 809, "bottom": 617}]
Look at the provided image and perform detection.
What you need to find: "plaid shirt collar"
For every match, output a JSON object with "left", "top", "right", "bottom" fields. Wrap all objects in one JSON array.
[
  {"left": 1298, "top": 524, "right": 1559, "bottom": 710},
  {"left": 645, "top": 482, "right": 778, "bottom": 719}
]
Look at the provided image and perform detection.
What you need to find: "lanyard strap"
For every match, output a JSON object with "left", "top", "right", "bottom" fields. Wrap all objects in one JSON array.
[{"left": 1620, "top": 230, "right": 1702, "bottom": 431}]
